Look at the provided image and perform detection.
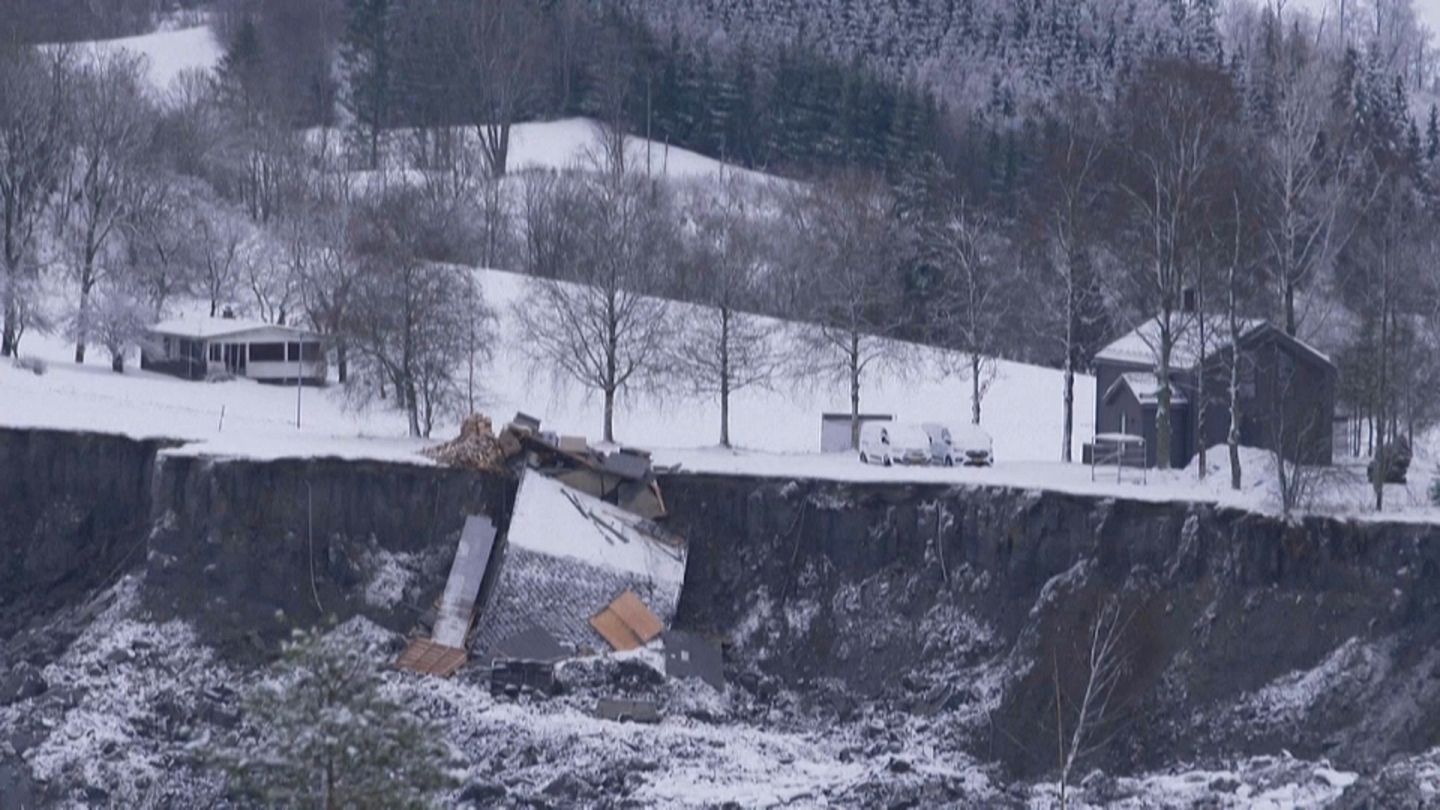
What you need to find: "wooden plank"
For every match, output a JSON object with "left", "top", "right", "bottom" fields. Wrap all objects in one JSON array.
[
  {"left": 396, "top": 638, "right": 467, "bottom": 678},
  {"left": 590, "top": 609, "right": 643, "bottom": 651},
  {"left": 609, "top": 590, "right": 663, "bottom": 643}
]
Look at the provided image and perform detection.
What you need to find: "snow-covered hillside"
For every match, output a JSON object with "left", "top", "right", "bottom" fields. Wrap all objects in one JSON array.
[
  {"left": 70, "top": 25, "right": 222, "bottom": 94},
  {"left": 0, "top": 267, "right": 1093, "bottom": 466}
]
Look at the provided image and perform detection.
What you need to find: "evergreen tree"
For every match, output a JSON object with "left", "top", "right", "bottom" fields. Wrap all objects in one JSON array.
[
  {"left": 1427, "top": 105, "right": 1439, "bottom": 163},
  {"left": 341, "top": 0, "right": 394, "bottom": 169},
  {"left": 209, "top": 627, "right": 456, "bottom": 808}
]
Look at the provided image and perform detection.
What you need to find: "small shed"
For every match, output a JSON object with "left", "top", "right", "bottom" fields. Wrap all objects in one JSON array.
[
  {"left": 141, "top": 315, "right": 326, "bottom": 384},
  {"left": 820, "top": 413, "right": 892, "bottom": 453}
]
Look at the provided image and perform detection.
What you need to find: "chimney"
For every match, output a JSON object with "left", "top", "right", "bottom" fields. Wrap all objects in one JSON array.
[{"left": 1181, "top": 287, "right": 1197, "bottom": 313}]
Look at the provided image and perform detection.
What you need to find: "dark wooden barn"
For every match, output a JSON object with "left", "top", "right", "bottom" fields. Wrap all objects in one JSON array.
[{"left": 1091, "top": 313, "right": 1337, "bottom": 469}]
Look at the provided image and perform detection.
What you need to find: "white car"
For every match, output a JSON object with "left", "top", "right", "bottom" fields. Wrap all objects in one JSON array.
[
  {"left": 922, "top": 422, "right": 994, "bottom": 467},
  {"left": 858, "top": 422, "right": 931, "bottom": 466}
]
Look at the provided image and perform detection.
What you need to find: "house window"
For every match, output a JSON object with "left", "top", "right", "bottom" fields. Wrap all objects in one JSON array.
[
  {"left": 248, "top": 342, "right": 285, "bottom": 362},
  {"left": 286, "top": 342, "right": 300, "bottom": 362},
  {"left": 1120, "top": 413, "right": 1129, "bottom": 435},
  {"left": 209, "top": 344, "right": 220, "bottom": 362}
]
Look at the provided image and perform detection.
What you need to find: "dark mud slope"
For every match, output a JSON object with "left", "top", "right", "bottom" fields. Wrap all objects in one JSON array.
[
  {"left": 6, "top": 425, "right": 1440, "bottom": 784},
  {"left": 0, "top": 427, "right": 171, "bottom": 630},
  {"left": 662, "top": 474, "right": 1440, "bottom": 779},
  {"left": 145, "top": 453, "right": 515, "bottom": 659}
]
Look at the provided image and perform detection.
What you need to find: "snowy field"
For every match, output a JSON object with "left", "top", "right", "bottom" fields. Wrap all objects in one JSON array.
[
  {"left": 13, "top": 22, "right": 1439, "bottom": 521},
  {"left": 0, "top": 266, "right": 1093, "bottom": 463},
  {"left": 8, "top": 264, "right": 1440, "bottom": 519},
  {"left": 65, "top": 25, "right": 222, "bottom": 94}
]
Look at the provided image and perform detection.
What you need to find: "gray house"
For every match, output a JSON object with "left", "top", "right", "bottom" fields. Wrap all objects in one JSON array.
[{"left": 1091, "top": 313, "right": 1337, "bottom": 468}]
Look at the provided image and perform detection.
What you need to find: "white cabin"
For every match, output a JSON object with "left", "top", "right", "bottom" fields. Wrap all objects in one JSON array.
[{"left": 141, "top": 315, "right": 327, "bottom": 384}]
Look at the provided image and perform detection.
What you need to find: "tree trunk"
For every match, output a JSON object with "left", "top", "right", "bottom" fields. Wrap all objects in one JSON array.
[
  {"left": 719, "top": 307, "right": 731, "bottom": 448},
  {"left": 74, "top": 274, "right": 94, "bottom": 364},
  {"left": 1156, "top": 328, "right": 1174, "bottom": 470},
  {"left": 111, "top": 353, "right": 124, "bottom": 373},
  {"left": 1062, "top": 365, "right": 1075, "bottom": 463},
  {"left": 1228, "top": 260, "right": 1242, "bottom": 490},
  {"left": 603, "top": 385, "right": 616, "bottom": 444},
  {"left": 1283, "top": 281, "right": 1297, "bottom": 337},
  {"left": 2, "top": 295, "right": 17, "bottom": 357},
  {"left": 970, "top": 352, "right": 981, "bottom": 425},
  {"left": 336, "top": 343, "right": 348, "bottom": 383},
  {"left": 849, "top": 332, "right": 861, "bottom": 450}
]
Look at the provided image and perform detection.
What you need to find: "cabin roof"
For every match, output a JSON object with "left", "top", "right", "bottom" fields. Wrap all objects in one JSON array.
[
  {"left": 148, "top": 317, "right": 318, "bottom": 340},
  {"left": 1095, "top": 315, "right": 1330, "bottom": 370},
  {"left": 1105, "top": 372, "right": 1189, "bottom": 407}
]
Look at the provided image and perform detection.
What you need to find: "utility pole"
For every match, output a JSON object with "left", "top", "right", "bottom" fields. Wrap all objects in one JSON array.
[{"left": 295, "top": 347, "right": 303, "bottom": 429}]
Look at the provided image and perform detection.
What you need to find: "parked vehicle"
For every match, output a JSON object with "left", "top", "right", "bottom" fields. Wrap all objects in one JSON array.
[
  {"left": 858, "top": 422, "right": 931, "bottom": 466},
  {"left": 922, "top": 422, "right": 994, "bottom": 467}
]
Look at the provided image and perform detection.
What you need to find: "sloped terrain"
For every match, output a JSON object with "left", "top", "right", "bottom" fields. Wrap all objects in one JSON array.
[{"left": 4, "top": 427, "right": 1440, "bottom": 807}]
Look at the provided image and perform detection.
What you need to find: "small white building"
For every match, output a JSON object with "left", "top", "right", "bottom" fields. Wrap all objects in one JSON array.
[{"left": 141, "top": 315, "right": 327, "bottom": 384}]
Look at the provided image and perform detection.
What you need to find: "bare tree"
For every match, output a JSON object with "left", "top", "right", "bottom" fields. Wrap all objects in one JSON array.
[
  {"left": 191, "top": 197, "right": 257, "bottom": 317},
  {"left": 454, "top": 0, "right": 540, "bottom": 178},
  {"left": 785, "top": 173, "right": 911, "bottom": 449},
  {"left": 348, "top": 189, "right": 490, "bottom": 437},
  {"left": 514, "top": 170, "right": 674, "bottom": 443},
  {"left": 89, "top": 282, "right": 149, "bottom": 373},
  {"left": 1255, "top": 42, "right": 1360, "bottom": 337},
  {"left": 0, "top": 45, "right": 73, "bottom": 357},
  {"left": 1052, "top": 596, "right": 1131, "bottom": 809},
  {"left": 932, "top": 201, "right": 1010, "bottom": 426},
  {"left": 127, "top": 173, "right": 203, "bottom": 318},
  {"left": 1034, "top": 98, "right": 1109, "bottom": 462},
  {"left": 296, "top": 158, "right": 360, "bottom": 382},
  {"left": 60, "top": 50, "right": 153, "bottom": 363},
  {"left": 670, "top": 179, "right": 783, "bottom": 447},
  {"left": 520, "top": 170, "right": 586, "bottom": 279},
  {"left": 1114, "top": 60, "right": 1238, "bottom": 469}
]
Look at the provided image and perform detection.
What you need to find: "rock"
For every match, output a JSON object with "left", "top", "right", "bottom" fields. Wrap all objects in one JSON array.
[
  {"left": 83, "top": 784, "right": 109, "bottom": 803},
  {"left": 0, "top": 664, "right": 47, "bottom": 706},
  {"left": 1209, "top": 776, "right": 1242, "bottom": 793},
  {"left": 542, "top": 773, "right": 594, "bottom": 800},
  {"left": 457, "top": 781, "right": 507, "bottom": 805},
  {"left": 888, "top": 757, "right": 913, "bottom": 774}
]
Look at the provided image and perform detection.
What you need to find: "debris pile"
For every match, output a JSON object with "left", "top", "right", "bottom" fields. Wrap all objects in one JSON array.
[
  {"left": 422, "top": 413, "right": 507, "bottom": 472},
  {"left": 403, "top": 412, "right": 701, "bottom": 707}
]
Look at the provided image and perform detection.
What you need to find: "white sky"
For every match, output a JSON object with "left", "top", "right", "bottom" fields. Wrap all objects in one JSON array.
[{"left": 1286, "top": 0, "right": 1440, "bottom": 38}]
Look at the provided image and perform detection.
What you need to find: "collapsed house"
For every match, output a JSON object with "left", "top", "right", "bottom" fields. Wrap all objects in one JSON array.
[{"left": 399, "top": 414, "right": 698, "bottom": 703}]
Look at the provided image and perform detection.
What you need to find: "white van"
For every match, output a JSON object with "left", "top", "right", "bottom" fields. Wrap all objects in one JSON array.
[
  {"left": 858, "top": 422, "right": 931, "bottom": 466},
  {"left": 921, "top": 422, "right": 994, "bottom": 467}
]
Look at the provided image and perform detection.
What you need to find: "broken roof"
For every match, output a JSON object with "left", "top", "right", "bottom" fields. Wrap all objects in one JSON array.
[{"left": 507, "top": 471, "right": 685, "bottom": 586}]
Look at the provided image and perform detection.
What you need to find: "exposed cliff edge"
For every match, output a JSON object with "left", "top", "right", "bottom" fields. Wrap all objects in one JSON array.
[
  {"left": 661, "top": 474, "right": 1440, "bottom": 778},
  {"left": 4, "top": 425, "right": 1440, "bottom": 804}
]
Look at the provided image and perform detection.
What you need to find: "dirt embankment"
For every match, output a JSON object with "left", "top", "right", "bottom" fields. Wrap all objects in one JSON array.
[
  {"left": 4, "top": 425, "right": 1440, "bottom": 785},
  {"left": 662, "top": 473, "right": 1440, "bottom": 778}
]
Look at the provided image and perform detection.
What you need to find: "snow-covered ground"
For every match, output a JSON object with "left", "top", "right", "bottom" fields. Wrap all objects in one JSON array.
[
  {"left": 0, "top": 265, "right": 1094, "bottom": 467},
  {"left": 67, "top": 25, "right": 222, "bottom": 94},
  {"left": 9, "top": 263, "right": 1440, "bottom": 519},
  {"left": 0, "top": 576, "right": 1374, "bottom": 809}
]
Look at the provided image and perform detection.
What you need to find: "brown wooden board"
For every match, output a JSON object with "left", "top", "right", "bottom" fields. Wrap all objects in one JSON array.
[
  {"left": 589, "top": 609, "right": 643, "bottom": 651},
  {"left": 396, "top": 638, "right": 467, "bottom": 678},
  {"left": 609, "top": 590, "right": 663, "bottom": 643}
]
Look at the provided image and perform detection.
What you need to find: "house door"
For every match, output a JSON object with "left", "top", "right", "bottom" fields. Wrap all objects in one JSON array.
[{"left": 223, "top": 344, "right": 247, "bottom": 375}]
